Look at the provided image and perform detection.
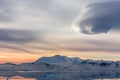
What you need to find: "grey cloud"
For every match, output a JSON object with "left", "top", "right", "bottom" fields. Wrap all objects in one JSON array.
[
  {"left": 19, "top": 0, "right": 80, "bottom": 24},
  {"left": 72, "top": 1, "right": 120, "bottom": 34},
  {"left": 0, "top": 44, "right": 33, "bottom": 54},
  {"left": 65, "top": 47, "right": 120, "bottom": 52},
  {"left": 0, "top": 29, "right": 38, "bottom": 43},
  {"left": 0, "top": 28, "right": 40, "bottom": 54},
  {"left": 0, "top": 0, "right": 15, "bottom": 22},
  {"left": 59, "top": 38, "right": 120, "bottom": 53}
]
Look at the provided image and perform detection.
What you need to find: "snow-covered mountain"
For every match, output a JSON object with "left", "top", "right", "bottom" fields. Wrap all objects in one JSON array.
[
  {"left": 34, "top": 55, "right": 120, "bottom": 67},
  {"left": 35, "top": 55, "right": 83, "bottom": 65},
  {"left": 0, "top": 55, "right": 120, "bottom": 72}
]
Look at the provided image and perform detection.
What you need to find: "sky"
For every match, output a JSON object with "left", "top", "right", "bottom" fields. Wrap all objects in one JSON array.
[{"left": 0, "top": 0, "right": 120, "bottom": 63}]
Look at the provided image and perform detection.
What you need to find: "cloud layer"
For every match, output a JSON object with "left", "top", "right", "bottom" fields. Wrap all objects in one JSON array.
[
  {"left": 0, "top": 0, "right": 120, "bottom": 56},
  {"left": 0, "top": 0, "right": 15, "bottom": 22},
  {"left": 72, "top": 1, "right": 120, "bottom": 34},
  {"left": 0, "top": 29, "right": 37, "bottom": 43}
]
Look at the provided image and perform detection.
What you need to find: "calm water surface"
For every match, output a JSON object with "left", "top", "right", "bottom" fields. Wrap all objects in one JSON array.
[
  {"left": 0, "top": 76, "right": 120, "bottom": 80},
  {"left": 0, "top": 76, "right": 35, "bottom": 80},
  {"left": 0, "top": 72, "right": 119, "bottom": 80},
  {"left": 95, "top": 78, "right": 120, "bottom": 80}
]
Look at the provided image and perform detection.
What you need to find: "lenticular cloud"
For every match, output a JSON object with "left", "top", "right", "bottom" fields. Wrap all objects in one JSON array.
[{"left": 72, "top": 1, "right": 120, "bottom": 34}]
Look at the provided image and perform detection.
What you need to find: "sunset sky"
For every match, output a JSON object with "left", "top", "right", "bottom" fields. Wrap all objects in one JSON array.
[{"left": 0, "top": 0, "right": 120, "bottom": 63}]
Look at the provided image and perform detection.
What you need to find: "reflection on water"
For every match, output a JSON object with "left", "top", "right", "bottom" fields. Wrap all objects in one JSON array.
[
  {"left": 0, "top": 77, "right": 120, "bottom": 80},
  {"left": 0, "top": 72, "right": 119, "bottom": 80},
  {"left": 95, "top": 78, "right": 120, "bottom": 80},
  {"left": 0, "top": 76, "right": 35, "bottom": 80}
]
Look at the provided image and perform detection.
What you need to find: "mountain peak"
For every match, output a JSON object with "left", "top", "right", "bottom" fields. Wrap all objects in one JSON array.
[
  {"left": 2, "top": 62, "right": 16, "bottom": 65},
  {"left": 35, "top": 55, "right": 82, "bottom": 65},
  {"left": 53, "top": 55, "right": 66, "bottom": 58}
]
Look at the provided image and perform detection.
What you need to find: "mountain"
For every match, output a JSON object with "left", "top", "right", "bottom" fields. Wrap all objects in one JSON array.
[
  {"left": 34, "top": 55, "right": 118, "bottom": 66},
  {"left": 0, "top": 55, "right": 120, "bottom": 79},
  {"left": 0, "top": 55, "right": 120, "bottom": 72},
  {"left": 1, "top": 62, "right": 16, "bottom": 66},
  {"left": 35, "top": 55, "right": 83, "bottom": 65}
]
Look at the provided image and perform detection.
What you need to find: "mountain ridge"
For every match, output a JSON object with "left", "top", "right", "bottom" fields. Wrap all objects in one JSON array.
[
  {"left": 0, "top": 55, "right": 120, "bottom": 72},
  {"left": 35, "top": 55, "right": 82, "bottom": 65},
  {"left": 1, "top": 55, "right": 120, "bottom": 66}
]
